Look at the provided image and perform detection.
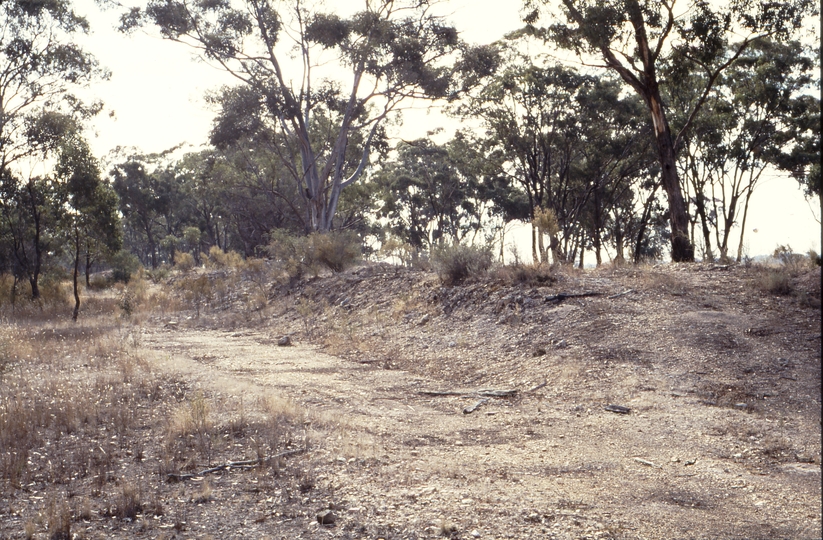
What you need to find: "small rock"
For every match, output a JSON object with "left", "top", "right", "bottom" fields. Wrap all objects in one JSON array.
[
  {"left": 555, "top": 339, "right": 568, "bottom": 349},
  {"left": 532, "top": 348, "right": 546, "bottom": 357},
  {"left": 419, "top": 313, "right": 430, "bottom": 325},
  {"left": 734, "top": 403, "right": 748, "bottom": 409},
  {"left": 471, "top": 530, "right": 481, "bottom": 538},
  {"left": 448, "top": 341, "right": 457, "bottom": 348},
  {"left": 316, "top": 510, "right": 337, "bottom": 525},
  {"left": 795, "top": 453, "right": 814, "bottom": 463},
  {"left": 277, "top": 336, "right": 292, "bottom": 346}
]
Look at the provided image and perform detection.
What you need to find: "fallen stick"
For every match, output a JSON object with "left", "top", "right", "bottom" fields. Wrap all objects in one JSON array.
[
  {"left": 418, "top": 389, "right": 518, "bottom": 399},
  {"left": 167, "top": 448, "right": 305, "bottom": 482},
  {"left": 633, "top": 457, "right": 662, "bottom": 469},
  {"left": 544, "top": 291, "right": 602, "bottom": 304},
  {"left": 607, "top": 289, "right": 635, "bottom": 299},
  {"left": 528, "top": 381, "right": 548, "bottom": 392},
  {"left": 418, "top": 390, "right": 467, "bottom": 397},
  {"left": 463, "top": 398, "right": 490, "bottom": 414}
]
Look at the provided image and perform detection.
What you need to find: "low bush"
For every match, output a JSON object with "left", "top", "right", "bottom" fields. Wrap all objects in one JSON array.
[
  {"left": 207, "top": 246, "right": 245, "bottom": 269},
  {"left": 110, "top": 250, "right": 141, "bottom": 284},
  {"left": 310, "top": 231, "right": 361, "bottom": 273},
  {"left": 431, "top": 243, "right": 493, "bottom": 285},
  {"left": 174, "top": 251, "right": 196, "bottom": 272},
  {"left": 760, "top": 269, "right": 793, "bottom": 296},
  {"left": 267, "top": 230, "right": 362, "bottom": 282},
  {"left": 493, "top": 262, "right": 556, "bottom": 285}
]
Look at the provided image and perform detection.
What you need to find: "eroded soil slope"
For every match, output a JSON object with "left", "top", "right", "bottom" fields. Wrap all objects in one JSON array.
[{"left": 139, "top": 263, "right": 821, "bottom": 539}]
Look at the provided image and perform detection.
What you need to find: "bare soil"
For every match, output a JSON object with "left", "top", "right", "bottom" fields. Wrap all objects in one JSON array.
[{"left": 1, "top": 262, "right": 821, "bottom": 539}]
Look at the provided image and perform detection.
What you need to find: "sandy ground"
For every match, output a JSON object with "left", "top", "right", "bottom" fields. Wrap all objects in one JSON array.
[{"left": 134, "top": 263, "right": 821, "bottom": 539}]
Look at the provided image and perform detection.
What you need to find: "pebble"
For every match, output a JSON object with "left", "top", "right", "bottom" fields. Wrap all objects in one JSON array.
[{"left": 316, "top": 510, "right": 337, "bottom": 525}]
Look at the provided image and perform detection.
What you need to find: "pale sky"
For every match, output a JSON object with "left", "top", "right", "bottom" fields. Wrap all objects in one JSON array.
[{"left": 71, "top": 0, "right": 820, "bottom": 258}]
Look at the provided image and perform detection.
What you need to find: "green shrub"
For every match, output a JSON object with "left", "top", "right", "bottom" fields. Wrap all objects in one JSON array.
[
  {"left": 431, "top": 243, "right": 493, "bottom": 285},
  {"left": 266, "top": 230, "right": 361, "bottom": 280},
  {"left": 110, "top": 250, "right": 141, "bottom": 284},
  {"left": 266, "top": 230, "right": 311, "bottom": 282}
]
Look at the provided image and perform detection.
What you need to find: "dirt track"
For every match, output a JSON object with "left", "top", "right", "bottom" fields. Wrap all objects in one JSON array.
[{"left": 142, "top": 298, "right": 822, "bottom": 540}]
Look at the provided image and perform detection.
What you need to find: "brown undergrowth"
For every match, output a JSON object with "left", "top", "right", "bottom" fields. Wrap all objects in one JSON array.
[{"left": 0, "top": 297, "right": 324, "bottom": 539}]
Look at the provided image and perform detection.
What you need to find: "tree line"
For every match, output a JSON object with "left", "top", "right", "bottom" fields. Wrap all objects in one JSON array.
[{"left": 0, "top": 0, "right": 819, "bottom": 305}]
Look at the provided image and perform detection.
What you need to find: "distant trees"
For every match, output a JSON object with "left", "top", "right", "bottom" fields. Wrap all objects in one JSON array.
[
  {"left": 524, "top": 0, "right": 816, "bottom": 262},
  {"left": 0, "top": 0, "right": 105, "bottom": 169},
  {"left": 123, "top": 0, "right": 494, "bottom": 233},
  {"left": 673, "top": 39, "right": 819, "bottom": 262}
]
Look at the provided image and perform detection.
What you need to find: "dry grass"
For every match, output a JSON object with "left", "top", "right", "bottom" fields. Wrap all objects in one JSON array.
[{"left": 0, "top": 288, "right": 322, "bottom": 539}]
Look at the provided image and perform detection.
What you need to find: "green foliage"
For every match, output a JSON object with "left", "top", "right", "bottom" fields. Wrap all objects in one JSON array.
[
  {"left": 131, "top": 0, "right": 489, "bottom": 233},
  {"left": 110, "top": 250, "right": 141, "bottom": 284},
  {"left": 374, "top": 137, "right": 490, "bottom": 250},
  {"left": 266, "top": 230, "right": 311, "bottom": 282},
  {"left": 431, "top": 243, "right": 494, "bottom": 286}
]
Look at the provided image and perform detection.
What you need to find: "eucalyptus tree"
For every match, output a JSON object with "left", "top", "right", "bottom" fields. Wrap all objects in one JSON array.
[
  {"left": 110, "top": 155, "right": 186, "bottom": 268},
  {"left": 0, "top": 0, "right": 105, "bottom": 170},
  {"left": 672, "top": 39, "right": 818, "bottom": 261},
  {"left": 525, "top": 0, "right": 816, "bottom": 262},
  {"left": 373, "top": 135, "right": 490, "bottom": 250},
  {"left": 458, "top": 56, "right": 591, "bottom": 264},
  {"left": 575, "top": 78, "right": 656, "bottom": 266},
  {"left": 0, "top": 169, "right": 62, "bottom": 299},
  {"left": 55, "top": 136, "right": 121, "bottom": 320},
  {"left": 122, "top": 0, "right": 495, "bottom": 233}
]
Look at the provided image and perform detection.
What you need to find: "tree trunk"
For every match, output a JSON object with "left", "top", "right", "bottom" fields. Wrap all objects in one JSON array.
[
  {"left": 736, "top": 187, "right": 754, "bottom": 262},
  {"left": 72, "top": 227, "right": 81, "bottom": 322},
  {"left": 649, "top": 93, "right": 694, "bottom": 262},
  {"left": 693, "top": 194, "right": 714, "bottom": 262},
  {"left": 85, "top": 249, "right": 92, "bottom": 287}
]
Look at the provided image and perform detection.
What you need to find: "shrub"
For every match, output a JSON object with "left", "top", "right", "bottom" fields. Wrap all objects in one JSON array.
[
  {"left": 760, "top": 269, "right": 793, "bottom": 296},
  {"left": 267, "top": 230, "right": 361, "bottom": 280},
  {"left": 493, "top": 262, "right": 556, "bottom": 285},
  {"left": 431, "top": 243, "right": 493, "bottom": 285},
  {"left": 109, "top": 250, "right": 141, "bottom": 284},
  {"left": 145, "top": 265, "right": 171, "bottom": 284},
  {"left": 207, "top": 246, "right": 245, "bottom": 269},
  {"left": 309, "top": 231, "right": 361, "bottom": 273},
  {"left": 174, "top": 251, "right": 196, "bottom": 272},
  {"left": 773, "top": 245, "right": 805, "bottom": 275},
  {"left": 266, "top": 229, "right": 311, "bottom": 282}
]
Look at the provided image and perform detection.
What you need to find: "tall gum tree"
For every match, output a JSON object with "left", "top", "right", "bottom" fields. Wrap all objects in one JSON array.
[
  {"left": 0, "top": 0, "right": 105, "bottom": 171},
  {"left": 525, "top": 0, "right": 817, "bottom": 261},
  {"left": 123, "top": 0, "right": 497, "bottom": 232}
]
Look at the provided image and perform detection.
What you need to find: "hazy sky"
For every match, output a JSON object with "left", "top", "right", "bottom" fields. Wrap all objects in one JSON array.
[{"left": 71, "top": 0, "right": 820, "bottom": 258}]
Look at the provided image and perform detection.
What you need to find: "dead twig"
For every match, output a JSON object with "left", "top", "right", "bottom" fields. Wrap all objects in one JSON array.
[
  {"left": 167, "top": 448, "right": 305, "bottom": 482},
  {"left": 633, "top": 457, "right": 662, "bottom": 469},
  {"left": 544, "top": 291, "right": 602, "bottom": 303},
  {"left": 463, "top": 398, "right": 490, "bottom": 414},
  {"left": 418, "top": 388, "right": 518, "bottom": 399},
  {"left": 528, "top": 381, "right": 548, "bottom": 392},
  {"left": 608, "top": 289, "right": 635, "bottom": 299}
]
